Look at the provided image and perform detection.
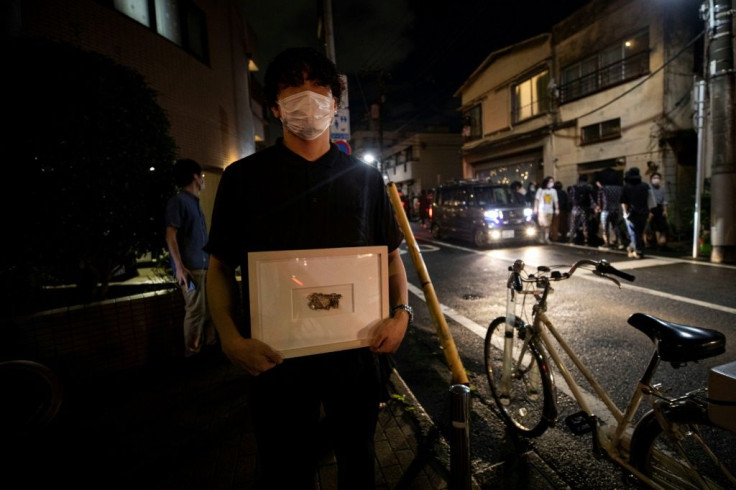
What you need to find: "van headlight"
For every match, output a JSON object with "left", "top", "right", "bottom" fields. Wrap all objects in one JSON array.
[
  {"left": 525, "top": 227, "right": 537, "bottom": 237},
  {"left": 484, "top": 210, "right": 503, "bottom": 221}
]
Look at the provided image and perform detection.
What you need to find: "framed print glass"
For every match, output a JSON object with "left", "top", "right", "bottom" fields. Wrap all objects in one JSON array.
[{"left": 247, "top": 246, "right": 389, "bottom": 358}]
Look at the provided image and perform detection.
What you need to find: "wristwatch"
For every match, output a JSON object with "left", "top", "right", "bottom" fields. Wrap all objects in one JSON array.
[{"left": 391, "top": 304, "right": 414, "bottom": 325}]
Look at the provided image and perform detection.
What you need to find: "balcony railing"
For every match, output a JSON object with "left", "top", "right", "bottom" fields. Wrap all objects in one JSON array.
[{"left": 559, "top": 51, "right": 649, "bottom": 104}]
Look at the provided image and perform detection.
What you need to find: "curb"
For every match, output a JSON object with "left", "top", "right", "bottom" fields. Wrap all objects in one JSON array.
[{"left": 388, "top": 368, "right": 482, "bottom": 489}]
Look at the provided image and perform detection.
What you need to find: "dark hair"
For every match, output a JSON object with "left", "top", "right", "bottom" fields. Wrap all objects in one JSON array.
[
  {"left": 542, "top": 176, "right": 554, "bottom": 187},
  {"left": 173, "top": 158, "right": 202, "bottom": 187},
  {"left": 264, "top": 47, "right": 342, "bottom": 109},
  {"left": 650, "top": 172, "right": 662, "bottom": 179},
  {"left": 510, "top": 181, "right": 522, "bottom": 190}
]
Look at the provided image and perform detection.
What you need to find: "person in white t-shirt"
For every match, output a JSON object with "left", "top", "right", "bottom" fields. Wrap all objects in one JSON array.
[{"left": 534, "top": 176, "right": 559, "bottom": 244}]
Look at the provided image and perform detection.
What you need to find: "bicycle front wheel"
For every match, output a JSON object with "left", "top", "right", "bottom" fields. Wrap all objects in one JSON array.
[
  {"left": 631, "top": 408, "right": 736, "bottom": 489},
  {"left": 484, "top": 316, "right": 555, "bottom": 437}
]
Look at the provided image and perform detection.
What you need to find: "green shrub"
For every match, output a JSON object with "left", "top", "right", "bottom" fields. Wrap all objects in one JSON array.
[{"left": 3, "top": 37, "right": 177, "bottom": 308}]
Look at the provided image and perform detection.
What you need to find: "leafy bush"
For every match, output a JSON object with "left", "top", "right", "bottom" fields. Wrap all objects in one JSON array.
[{"left": 3, "top": 37, "right": 177, "bottom": 309}]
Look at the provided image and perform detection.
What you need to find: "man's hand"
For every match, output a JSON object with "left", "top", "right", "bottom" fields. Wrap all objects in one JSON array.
[
  {"left": 221, "top": 336, "right": 284, "bottom": 376},
  {"left": 370, "top": 314, "right": 409, "bottom": 354},
  {"left": 175, "top": 266, "right": 192, "bottom": 288}
]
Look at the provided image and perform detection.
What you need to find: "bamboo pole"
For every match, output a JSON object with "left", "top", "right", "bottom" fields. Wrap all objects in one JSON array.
[{"left": 386, "top": 182, "right": 469, "bottom": 385}]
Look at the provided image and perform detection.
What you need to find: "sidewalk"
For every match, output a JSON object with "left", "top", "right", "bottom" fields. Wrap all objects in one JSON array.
[{"left": 7, "top": 349, "right": 453, "bottom": 490}]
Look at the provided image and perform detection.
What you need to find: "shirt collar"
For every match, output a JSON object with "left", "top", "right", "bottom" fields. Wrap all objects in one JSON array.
[{"left": 275, "top": 138, "right": 340, "bottom": 168}]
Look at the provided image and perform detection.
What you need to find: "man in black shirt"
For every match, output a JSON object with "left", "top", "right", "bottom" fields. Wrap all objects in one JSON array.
[
  {"left": 621, "top": 167, "right": 653, "bottom": 259},
  {"left": 568, "top": 175, "right": 594, "bottom": 245},
  {"left": 205, "top": 47, "right": 409, "bottom": 489}
]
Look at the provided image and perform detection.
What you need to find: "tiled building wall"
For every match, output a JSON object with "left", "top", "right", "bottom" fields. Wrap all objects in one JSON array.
[
  {"left": 5, "top": 290, "right": 185, "bottom": 381},
  {"left": 17, "top": 0, "right": 255, "bottom": 219}
]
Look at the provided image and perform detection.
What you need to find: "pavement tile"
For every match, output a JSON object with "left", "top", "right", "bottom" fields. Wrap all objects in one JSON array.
[{"left": 7, "top": 342, "right": 456, "bottom": 490}]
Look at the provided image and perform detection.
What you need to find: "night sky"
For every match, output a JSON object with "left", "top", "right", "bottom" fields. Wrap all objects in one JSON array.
[{"left": 243, "top": 0, "right": 592, "bottom": 132}]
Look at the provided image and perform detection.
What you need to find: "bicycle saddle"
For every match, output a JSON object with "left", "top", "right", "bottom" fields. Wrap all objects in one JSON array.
[{"left": 627, "top": 313, "right": 726, "bottom": 363}]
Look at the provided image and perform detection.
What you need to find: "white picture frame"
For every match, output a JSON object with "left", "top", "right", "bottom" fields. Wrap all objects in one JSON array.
[{"left": 247, "top": 246, "right": 389, "bottom": 358}]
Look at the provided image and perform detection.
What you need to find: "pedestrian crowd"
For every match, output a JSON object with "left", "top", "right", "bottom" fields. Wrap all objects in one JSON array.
[{"left": 529, "top": 166, "right": 669, "bottom": 259}]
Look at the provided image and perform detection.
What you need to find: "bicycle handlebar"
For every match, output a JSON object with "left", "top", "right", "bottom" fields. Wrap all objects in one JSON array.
[
  {"left": 510, "top": 259, "right": 635, "bottom": 288},
  {"left": 596, "top": 260, "right": 635, "bottom": 282}
]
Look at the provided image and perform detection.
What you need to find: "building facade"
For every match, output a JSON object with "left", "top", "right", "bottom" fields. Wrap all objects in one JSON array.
[
  {"left": 456, "top": 0, "right": 702, "bottom": 235},
  {"left": 8, "top": 0, "right": 264, "bottom": 220},
  {"left": 380, "top": 132, "right": 463, "bottom": 197}
]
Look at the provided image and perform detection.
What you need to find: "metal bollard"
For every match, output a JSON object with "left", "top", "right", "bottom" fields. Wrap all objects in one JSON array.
[{"left": 449, "top": 384, "right": 471, "bottom": 490}]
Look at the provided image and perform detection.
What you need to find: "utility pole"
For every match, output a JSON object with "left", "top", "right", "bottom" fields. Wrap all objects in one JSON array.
[
  {"left": 378, "top": 70, "right": 387, "bottom": 172},
  {"left": 322, "top": 0, "right": 336, "bottom": 64},
  {"left": 704, "top": 0, "right": 736, "bottom": 263},
  {"left": 693, "top": 79, "right": 707, "bottom": 259}
]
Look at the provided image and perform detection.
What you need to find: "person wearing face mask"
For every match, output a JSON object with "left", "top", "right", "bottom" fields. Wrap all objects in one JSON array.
[
  {"left": 204, "top": 47, "right": 409, "bottom": 489},
  {"left": 647, "top": 172, "right": 669, "bottom": 248},
  {"left": 165, "top": 158, "right": 216, "bottom": 357},
  {"left": 533, "top": 176, "right": 559, "bottom": 243}
]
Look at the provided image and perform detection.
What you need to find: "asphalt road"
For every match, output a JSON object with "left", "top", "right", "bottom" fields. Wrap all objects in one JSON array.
[{"left": 393, "top": 228, "right": 736, "bottom": 489}]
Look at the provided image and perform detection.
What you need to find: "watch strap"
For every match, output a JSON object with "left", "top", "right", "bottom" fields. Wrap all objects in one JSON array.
[{"left": 391, "top": 304, "right": 414, "bottom": 325}]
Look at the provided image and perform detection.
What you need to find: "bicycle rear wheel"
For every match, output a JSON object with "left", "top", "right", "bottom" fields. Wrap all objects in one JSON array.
[
  {"left": 631, "top": 408, "right": 736, "bottom": 489},
  {"left": 484, "top": 316, "right": 555, "bottom": 437}
]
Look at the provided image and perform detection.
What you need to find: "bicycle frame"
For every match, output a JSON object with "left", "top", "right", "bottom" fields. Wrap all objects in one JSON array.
[
  {"left": 533, "top": 309, "right": 654, "bottom": 451},
  {"left": 504, "top": 264, "right": 733, "bottom": 488}
]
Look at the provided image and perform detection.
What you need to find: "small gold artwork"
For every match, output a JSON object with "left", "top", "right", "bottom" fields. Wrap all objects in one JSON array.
[{"left": 308, "top": 292, "right": 342, "bottom": 311}]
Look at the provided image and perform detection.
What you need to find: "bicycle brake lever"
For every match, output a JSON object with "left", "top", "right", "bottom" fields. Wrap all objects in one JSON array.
[{"left": 593, "top": 270, "right": 622, "bottom": 289}]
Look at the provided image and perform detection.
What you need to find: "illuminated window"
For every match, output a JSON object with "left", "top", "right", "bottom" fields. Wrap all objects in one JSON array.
[
  {"left": 111, "top": 0, "right": 209, "bottom": 63},
  {"left": 462, "top": 104, "right": 482, "bottom": 141},
  {"left": 512, "top": 70, "right": 550, "bottom": 123},
  {"left": 114, "top": 0, "right": 150, "bottom": 26},
  {"left": 155, "top": 0, "right": 181, "bottom": 45}
]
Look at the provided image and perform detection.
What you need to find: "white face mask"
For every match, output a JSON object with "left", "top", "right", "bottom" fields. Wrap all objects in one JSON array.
[{"left": 277, "top": 90, "right": 334, "bottom": 140}]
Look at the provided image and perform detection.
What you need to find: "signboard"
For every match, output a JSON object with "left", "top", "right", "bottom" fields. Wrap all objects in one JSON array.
[
  {"left": 330, "top": 74, "right": 350, "bottom": 141},
  {"left": 334, "top": 139, "right": 351, "bottom": 155},
  {"left": 331, "top": 107, "right": 351, "bottom": 141}
]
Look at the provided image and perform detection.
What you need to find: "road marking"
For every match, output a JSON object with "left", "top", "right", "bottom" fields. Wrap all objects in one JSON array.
[
  {"left": 406, "top": 282, "right": 615, "bottom": 425},
  {"left": 415, "top": 239, "right": 736, "bottom": 315},
  {"left": 407, "top": 238, "right": 734, "bottom": 430},
  {"left": 399, "top": 243, "right": 439, "bottom": 255}
]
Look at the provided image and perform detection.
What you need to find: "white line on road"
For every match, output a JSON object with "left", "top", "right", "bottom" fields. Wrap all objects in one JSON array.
[
  {"left": 406, "top": 237, "right": 735, "bottom": 424},
  {"left": 418, "top": 239, "right": 736, "bottom": 315},
  {"left": 406, "top": 282, "right": 615, "bottom": 425}
]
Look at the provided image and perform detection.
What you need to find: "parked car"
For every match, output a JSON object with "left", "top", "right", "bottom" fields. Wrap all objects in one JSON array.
[{"left": 429, "top": 180, "right": 537, "bottom": 247}]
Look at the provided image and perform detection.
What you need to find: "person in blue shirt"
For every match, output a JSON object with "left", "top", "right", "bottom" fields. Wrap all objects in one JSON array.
[{"left": 165, "top": 158, "right": 216, "bottom": 357}]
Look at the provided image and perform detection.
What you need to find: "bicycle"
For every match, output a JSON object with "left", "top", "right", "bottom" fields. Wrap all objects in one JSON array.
[
  {"left": 0, "top": 359, "right": 63, "bottom": 436},
  {"left": 483, "top": 258, "right": 736, "bottom": 489}
]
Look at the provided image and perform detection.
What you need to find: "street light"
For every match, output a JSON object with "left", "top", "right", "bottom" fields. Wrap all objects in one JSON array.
[{"left": 361, "top": 152, "right": 390, "bottom": 184}]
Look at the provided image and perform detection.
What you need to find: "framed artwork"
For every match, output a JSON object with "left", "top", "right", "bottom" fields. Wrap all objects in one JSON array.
[{"left": 247, "top": 246, "right": 389, "bottom": 358}]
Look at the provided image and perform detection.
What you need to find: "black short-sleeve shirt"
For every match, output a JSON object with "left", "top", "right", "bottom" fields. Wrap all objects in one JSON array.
[{"left": 205, "top": 140, "right": 403, "bottom": 330}]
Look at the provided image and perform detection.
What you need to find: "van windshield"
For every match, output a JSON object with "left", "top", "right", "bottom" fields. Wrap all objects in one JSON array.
[{"left": 475, "top": 186, "right": 510, "bottom": 207}]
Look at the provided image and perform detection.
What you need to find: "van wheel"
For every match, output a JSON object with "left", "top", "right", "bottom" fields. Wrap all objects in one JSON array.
[
  {"left": 473, "top": 228, "right": 487, "bottom": 248},
  {"left": 431, "top": 223, "right": 442, "bottom": 239}
]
